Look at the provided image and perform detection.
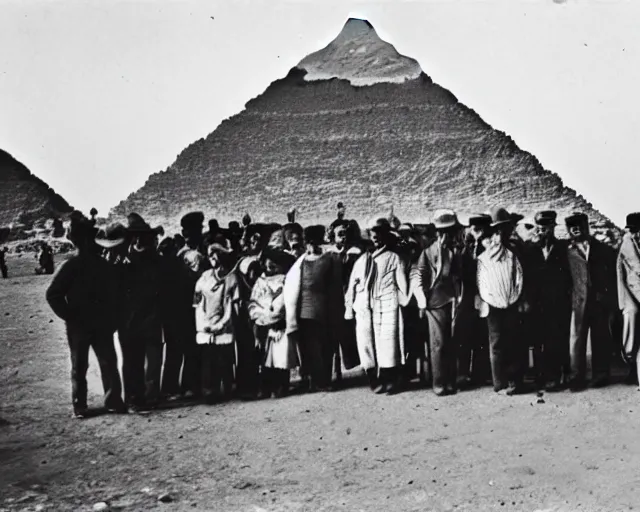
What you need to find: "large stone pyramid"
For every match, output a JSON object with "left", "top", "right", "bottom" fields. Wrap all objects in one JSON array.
[
  {"left": 110, "top": 19, "right": 617, "bottom": 237},
  {"left": 0, "top": 149, "right": 73, "bottom": 229}
]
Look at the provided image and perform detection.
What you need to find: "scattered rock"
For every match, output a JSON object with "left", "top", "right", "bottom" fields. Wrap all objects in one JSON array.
[
  {"left": 536, "top": 398, "right": 545, "bottom": 404},
  {"left": 408, "top": 480, "right": 413, "bottom": 485},
  {"left": 346, "top": 427, "right": 351, "bottom": 435},
  {"left": 178, "top": 435, "right": 183, "bottom": 439},
  {"left": 93, "top": 502, "right": 109, "bottom": 511},
  {"left": 158, "top": 493, "right": 173, "bottom": 503},
  {"left": 141, "top": 487, "right": 152, "bottom": 494}
]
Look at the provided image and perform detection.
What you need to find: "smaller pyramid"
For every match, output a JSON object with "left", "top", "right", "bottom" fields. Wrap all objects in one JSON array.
[{"left": 0, "top": 149, "right": 73, "bottom": 228}]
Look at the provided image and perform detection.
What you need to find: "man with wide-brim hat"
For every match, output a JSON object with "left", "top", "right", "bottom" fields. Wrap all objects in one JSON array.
[
  {"left": 476, "top": 206, "right": 530, "bottom": 395},
  {"left": 564, "top": 211, "right": 616, "bottom": 390},
  {"left": 456, "top": 214, "right": 492, "bottom": 389},
  {"left": 523, "top": 210, "right": 573, "bottom": 392},
  {"left": 618, "top": 212, "right": 640, "bottom": 388},
  {"left": 411, "top": 209, "right": 463, "bottom": 396},
  {"left": 46, "top": 211, "right": 127, "bottom": 418},
  {"left": 119, "top": 213, "right": 167, "bottom": 411},
  {"left": 344, "top": 215, "right": 410, "bottom": 395}
]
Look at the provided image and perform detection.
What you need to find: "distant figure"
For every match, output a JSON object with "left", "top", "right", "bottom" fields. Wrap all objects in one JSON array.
[
  {"left": 0, "top": 246, "right": 8, "bottom": 279},
  {"left": 329, "top": 202, "right": 347, "bottom": 235},
  {"left": 52, "top": 218, "right": 65, "bottom": 238},
  {"left": 90, "top": 208, "right": 98, "bottom": 226},
  {"left": 35, "top": 242, "right": 55, "bottom": 275}
]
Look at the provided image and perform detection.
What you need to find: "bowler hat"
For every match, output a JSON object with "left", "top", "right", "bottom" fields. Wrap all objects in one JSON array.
[
  {"left": 468, "top": 214, "right": 491, "bottom": 228},
  {"left": 95, "top": 222, "right": 128, "bottom": 249},
  {"left": 535, "top": 210, "right": 558, "bottom": 226},
  {"left": 488, "top": 207, "right": 513, "bottom": 227},
  {"left": 260, "top": 246, "right": 296, "bottom": 271},
  {"left": 180, "top": 211, "right": 205, "bottom": 231},
  {"left": 565, "top": 212, "right": 588, "bottom": 227},
  {"left": 433, "top": 209, "right": 459, "bottom": 230},
  {"left": 626, "top": 212, "right": 640, "bottom": 230}
]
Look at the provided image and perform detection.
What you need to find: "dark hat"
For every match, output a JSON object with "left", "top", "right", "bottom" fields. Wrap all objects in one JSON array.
[
  {"left": 208, "top": 219, "right": 219, "bottom": 232},
  {"left": 228, "top": 221, "right": 241, "bottom": 234},
  {"left": 626, "top": 213, "right": 640, "bottom": 230},
  {"left": 368, "top": 217, "right": 391, "bottom": 232},
  {"left": 337, "top": 202, "right": 344, "bottom": 209},
  {"left": 260, "top": 246, "right": 296, "bottom": 271},
  {"left": 304, "top": 225, "right": 326, "bottom": 244},
  {"left": 283, "top": 222, "right": 303, "bottom": 240},
  {"left": 565, "top": 212, "right": 589, "bottom": 227},
  {"left": 67, "top": 211, "right": 97, "bottom": 244},
  {"left": 287, "top": 208, "right": 297, "bottom": 224},
  {"left": 534, "top": 210, "right": 558, "bottom": 226},
  {"left": 180, "top": 211, "right": 205, "bottom": 230},
  {"left": 488, "top": 207, "right": 513, "bottom": 227},
  {"left": 95, "top": 222, "right": 128, "bottom": 249},
  {"left": 468, "top": 214, "right": 492, "bottom": 227},
  {"left": 510, "top": 212, "right": 524, "bottom": 224},
  {"left": 128, "top": 214, "right": 164, "bottom": 237},
  {"left": 126, "top": 212, "right": 145, "bottom": 227}
]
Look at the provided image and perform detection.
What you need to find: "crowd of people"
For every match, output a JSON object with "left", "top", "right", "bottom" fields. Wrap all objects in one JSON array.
[{"left": 43, "top": 203, "right": 640, "bottom": 419}]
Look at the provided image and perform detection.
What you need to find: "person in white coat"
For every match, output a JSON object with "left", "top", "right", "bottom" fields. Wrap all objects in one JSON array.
[{"left": 345, "top": 218, "right": 410, "bottom": 395}]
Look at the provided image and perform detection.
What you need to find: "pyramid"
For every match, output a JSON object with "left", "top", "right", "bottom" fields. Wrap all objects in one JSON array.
[
  {"left": 0, "top": 149, "right": 73, "bottom": 229},
  {"left": 110, "top": 19, "right": 618, "bottom": 239}
]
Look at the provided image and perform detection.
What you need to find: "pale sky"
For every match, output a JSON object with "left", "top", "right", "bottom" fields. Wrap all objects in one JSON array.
[{"left": 1, "top": 0, "right": 639, "bottom": 226}]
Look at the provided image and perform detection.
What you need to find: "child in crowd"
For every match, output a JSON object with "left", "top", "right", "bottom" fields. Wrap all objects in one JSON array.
[{"left": 249, "top": 248, "right": 297, "bottom": 398}]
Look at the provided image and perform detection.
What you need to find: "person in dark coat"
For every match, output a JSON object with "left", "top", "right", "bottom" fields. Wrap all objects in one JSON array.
[
  {"left": 328, "top": 220, "right": 362, "bottom": 385},
  {"left": 45, "top": 213, "right": 126, "bottom": 418},
  {"left": 455, "top": 214, "right": 492, "bottom": 389},
  {"left": 0, "top": 246, "right": 8, "bottom": 279},
  {"left": 565, "top": 212, "right": 617, "bottom": 390},
  {"left": 119, "top": 217, "right": 166, "bottom": 410},
  {"left": 412, "top": 209, "right": 464, "bottom": 396},
  {"left": 527, "top": 211, "right": 573, "bottom": 391}
]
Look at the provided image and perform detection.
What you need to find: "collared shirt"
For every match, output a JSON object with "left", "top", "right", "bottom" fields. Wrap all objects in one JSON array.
[
  {"left": 575, "top": 239, "right": 591, "bottom": 261},
  {"left": 542, "top": 242, "right": 554, "bottom": 261}
]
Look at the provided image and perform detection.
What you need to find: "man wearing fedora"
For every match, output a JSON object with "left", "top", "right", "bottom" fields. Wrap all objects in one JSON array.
[
  {"left": 526, "top": 211, "right": 573, "bottom": 391},
  {"left": 119, "top": 216, "right": 167, "bottom": 410},
  {"left": 565, "top": 212, "right": 617, "bottom": 390},
  {"left": 46, "top": 212, "right": 126, "bottom": 418},
  {"left": 456, "top": 214, "right": 492, "bottom": 389},
  {"left": 476, "top": 207, "right": 531, "bottom": 395},
  {"left": 617, "top": 212, "right": 640, "bottom": 387},
  {"left": 412, "top": 209, "right": 464, "bottom": 396}
]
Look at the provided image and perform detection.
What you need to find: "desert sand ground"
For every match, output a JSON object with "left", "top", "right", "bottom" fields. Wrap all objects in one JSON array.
[{"left": 1, "top": 253, "right": 639, "bottom": 512}]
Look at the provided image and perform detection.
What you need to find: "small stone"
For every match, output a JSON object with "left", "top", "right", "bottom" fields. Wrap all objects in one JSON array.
[
  {"left": 346, "top": 428, "right": 351, "bottom": 435},
  {"left": 363, "top": 447, "right": 368, "bottom": 451},
  {"left": 408, "top": 480, "right": 414, "bottom": 485},
  {"left": 93, "top": 502, "right": 109, "bottom": 511},
  {"left": 141, "top": 487, "right": 152, "bottom": 494},
  {"left": 489, "top": 481, "right": 494, "bottom": 486},
  {"left": 158, "top": 493, "right": 173, "bottom": 503},
  {"left": 49, "top": 319, "right": 53, "bottom": 323},
  {"left": 537, "top": 398, "right": 545, "bottom": 404},
  {"left": 178, "top": 435, "right": 183, "bottom": 439}
]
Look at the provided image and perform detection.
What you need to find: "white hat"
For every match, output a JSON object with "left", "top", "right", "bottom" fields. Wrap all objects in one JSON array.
[{"left": 433, "top": 209, "right": 459, "bottom": 229}]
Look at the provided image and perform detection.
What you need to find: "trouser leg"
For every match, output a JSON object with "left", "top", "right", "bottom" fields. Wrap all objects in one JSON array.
[
  {"left": 67, "top": 326, "right": 90, "bottom": 409},
  {"left": 91, "top": 331, "right": 125, "bottom": 409},
  {"left": 569, "top": 308, "right": 589, "bottom": 383},
  {"left": 181, "top": 334, "right": 201, "bottom": 396},
  {"left": 145, "top": 336, "right": 163, "bottom": 403},
  {"left": 590, "top": 302, "right": 613, "bottom": 382},
  {"left": 201, "top": 344, "right": 217, "bottom": 401},
  {"left": 486, "top": 307, "right": 513, "bottom": 391},
  {"left": 161, "top": 339, "right": 183, "bottom": 396},
  {"left": 426, "top": 305, "right": 454, "bottom": 394}
]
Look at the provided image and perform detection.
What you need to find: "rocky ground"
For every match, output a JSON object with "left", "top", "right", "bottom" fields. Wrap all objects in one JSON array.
[{"left": 1, "top": 254, "right": 638, "bottom": 512}]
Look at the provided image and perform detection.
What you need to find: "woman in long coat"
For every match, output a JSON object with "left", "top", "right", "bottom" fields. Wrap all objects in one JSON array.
[{"left": 345, "top": 218, "right": 410, "bottom": 395}]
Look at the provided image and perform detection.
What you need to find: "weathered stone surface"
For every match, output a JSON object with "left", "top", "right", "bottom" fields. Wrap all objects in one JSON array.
[
  {"left": 0, "top": 149, "right": 73, "bottom": 229},
  {"left": 110, "top": 19, "right": 618, "bottom": 240}
]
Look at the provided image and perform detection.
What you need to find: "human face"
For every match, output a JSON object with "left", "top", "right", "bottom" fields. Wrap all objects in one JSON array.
[
  {"left": 568, "top": 223, "right": 588, "bottom": 241},
  {"left": 469, "top": 225, "right": 485, "bottom": 241},
  {"left": 249, "top": 233, "right": 262, "bottom": 252},
  {"left": 207, "top": 247, "right": 220, "bottom": 269},
  {"left": 370, "top": 229, "right": 385, "bottom": 249},
  {"left": 263, "top": 258, "right": 283, "bottom": 277},
  {"left": 288, "top": 233, "right": 302, "bottom": 253},
  {"left": 628, "top": 228, "right": 640, "bottom": 244},
  {"left": 334, "top": 226, "right": 347, "bottom": 249},
  {"left": 536, "top": 224, "right": 555, "bottom": 243}
]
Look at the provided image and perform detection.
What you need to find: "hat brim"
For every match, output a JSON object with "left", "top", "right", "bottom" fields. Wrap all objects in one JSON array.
[
  {"left": 207, "top": 243, "right": 234, "bottom": 254},
  {"left": 490, "top": 219, "right": 513, "bottom": 228},
  {"left": 434, "top": 221, "right": 458, "bottom": 230},
  {"left": 95, "top": 237, "right": 126, "bottom": 249}
]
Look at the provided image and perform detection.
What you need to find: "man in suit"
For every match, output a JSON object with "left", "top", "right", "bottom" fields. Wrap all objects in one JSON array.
[
  {"left": 617, "top": 213, "right": 640, "bottom": 387},
  {"left": 527, "top": 211, "right": 573, "bottom": 391},
  {"left": 412, "top": 209, "right": 463, "bottom": 396},
  {"left": 456, "top": 214, "right": 492, "bottom": 389},
  {"left": 565, "top": 212, "right": 617, "bottom": 390}
]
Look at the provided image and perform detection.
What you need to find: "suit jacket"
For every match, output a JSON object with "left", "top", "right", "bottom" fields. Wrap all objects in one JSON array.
[
  {"left": 527, "top": 238, "right": 573, "bottom": 315},
  {"left": 567, "top": 236, "right": 617, "bottom": 313},
  {"left": 411, "top": 239, "right": 463, "bottom": 310}
]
